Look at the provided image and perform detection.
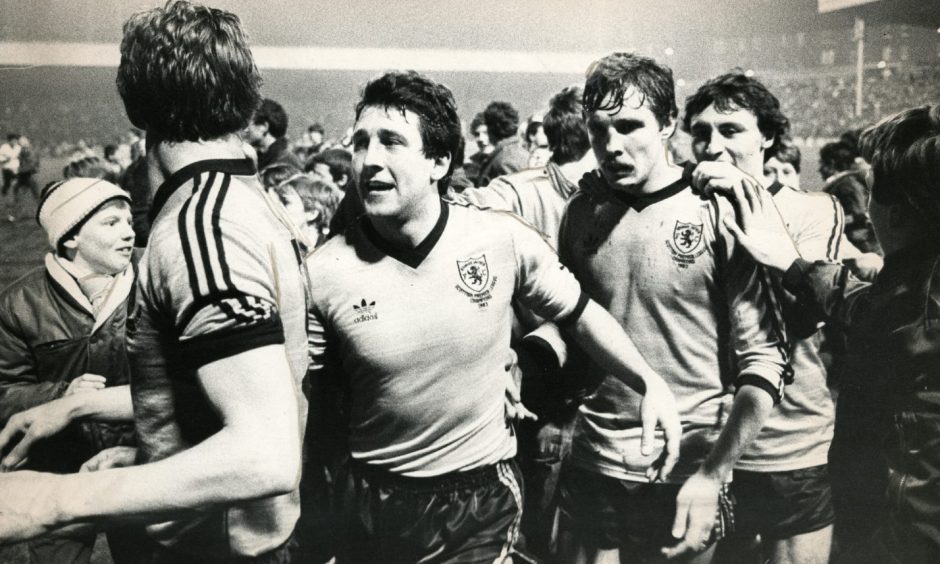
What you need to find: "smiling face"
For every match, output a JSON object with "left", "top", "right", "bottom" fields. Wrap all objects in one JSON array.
[
  {"left": 689, "top": 103, "right": 773, "bottom": 179},
  {"left": 63, "top": 199, "right": 134, "bottom": 275},
  {"left": 586, "top": 86, "right": 674, "bottom": 193},
  {"left": 351, "top": 105, "right": 448, "bottom": 221}
]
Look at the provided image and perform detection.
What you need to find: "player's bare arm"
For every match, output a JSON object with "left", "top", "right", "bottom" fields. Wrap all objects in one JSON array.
[
  {"left": 0, "top": 344, "right": 299, "bottom": 543},
  {"left": 663, "top": 385, "right": 775, "bottom": 559}
]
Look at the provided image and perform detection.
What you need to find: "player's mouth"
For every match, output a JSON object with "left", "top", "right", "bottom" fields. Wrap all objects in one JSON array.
[
  {"left": 364, "top": 180, "right": 395, "bottom": 193},
  {"left": 115, "top": 245, "right": 133, "bottom": 255},
  {"left": 603, "top": 162, "right": 635, "bottom": 178}
]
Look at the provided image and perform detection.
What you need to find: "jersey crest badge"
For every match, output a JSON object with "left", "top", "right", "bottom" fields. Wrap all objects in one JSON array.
[
  {"left": 672, "top": 221, "right": 703, "bottom": 254},
  {"left": 457, "top": 255, "right": 489, "bottom": 293}
]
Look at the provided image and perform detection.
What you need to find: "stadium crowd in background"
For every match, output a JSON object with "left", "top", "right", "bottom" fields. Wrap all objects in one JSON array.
[{"left": 0, "top": 1, "right": 939, "bottom": 564}]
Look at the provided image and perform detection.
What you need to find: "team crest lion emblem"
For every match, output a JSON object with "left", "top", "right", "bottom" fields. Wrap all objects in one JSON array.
[
  {"left": 457, "top": 255, "right": 489, "bottom": 292},
  {"left": 672, "top": 221, "right": 703, "bottom": 254}
]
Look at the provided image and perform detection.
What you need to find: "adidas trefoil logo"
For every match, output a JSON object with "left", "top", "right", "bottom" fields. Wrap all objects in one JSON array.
[{"left": 352, "top": 298, "right": 378, "bottom": 323}]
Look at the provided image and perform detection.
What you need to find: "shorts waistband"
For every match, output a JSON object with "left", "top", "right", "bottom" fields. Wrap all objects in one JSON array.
[{"left": 350, "top": 458, "right": 514, "bottom": 494}]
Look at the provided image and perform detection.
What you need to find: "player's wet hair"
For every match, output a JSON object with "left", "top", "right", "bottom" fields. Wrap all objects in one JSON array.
[
  {"left": 767, "top": 135, "right": 801, "bottom": 174},
  {"left": 253, "top": 99, "right": 290, "bottom": 139},
  {"left": 860, "top": 104, "right": 940, "bottom": 224},
  {"left": 583, "top": 52, "right": 678, "bottom": 128},
  {"left": 117, "top": 0, "right": 262, "bottom": 142},
  {"left": 355, "top": 71, "right": 462, "bottom": 193},
  {"left": 683, "top": 72, "right": 790, "bottom": 162},
  {"left": 543, "top": 86, "right": 590, "bottom": 165},
  {"left": 483, "top": 101, "right": 520, "bottom": 143}
]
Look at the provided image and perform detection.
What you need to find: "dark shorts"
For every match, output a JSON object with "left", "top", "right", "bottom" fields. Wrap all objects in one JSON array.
[
  {"left": 336, "top": 459, "right": 525, "bottom": 563},
  {"left": 731, "top": 465, "right": 835, "bottom": 540},
  {"left": 104, "top": 527, "right": 294, "bottom": 564},
  {"left": 558, "top": 465, "right": 734, "bottom": 557}
]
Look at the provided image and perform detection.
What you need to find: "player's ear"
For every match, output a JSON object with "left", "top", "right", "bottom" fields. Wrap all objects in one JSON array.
[
  {"left": 761, "top": 134, "right": 774, "bottom": 152},
  {"left": 430, "top": 153, "right": 451, "bottom": 183}
]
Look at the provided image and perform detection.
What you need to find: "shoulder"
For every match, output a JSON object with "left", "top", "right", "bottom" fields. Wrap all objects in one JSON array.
[{"left": 0, "top": 267, "right": 48, "bottom": 304}]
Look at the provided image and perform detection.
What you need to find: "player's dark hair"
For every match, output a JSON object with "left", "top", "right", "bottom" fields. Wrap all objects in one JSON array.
[
  {"left": 306, "top": 148, "right": 353, "bottom": 190},
  {"left": 254, "top": 99, "right": 289, "bottom": 139},
  {"left": 355, "top": 71, "right": 462, "bottom": 193},
  {"left": 683, "top": 71, "right": 790, "bottom": 162},
  {"left": 117, "top": 0, "right": 262, "bottom": 142},
  {"left": 583, "top": 52, "right": 678, "bottom": 128},
  {"left": 483, "top": 101, "right": 520, "bottom": 143},
  {"left": 860, "top": 104, "right": 940, "bottom": 224},
  {"left": 543, "top": 86, "right": 590, "bottom": 165},
  {"left": 767, "top": 135, "right": 801, "bottom": 173}
]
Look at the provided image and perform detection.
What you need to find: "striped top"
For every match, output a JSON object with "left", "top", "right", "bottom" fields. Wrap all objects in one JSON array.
[{"left": 126, "top": 158, "right": 309, "bottom": 557}]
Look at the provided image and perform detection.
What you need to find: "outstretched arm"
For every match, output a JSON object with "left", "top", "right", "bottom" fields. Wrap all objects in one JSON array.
[{"left": 0, "top": 344, "right": 301, "bottom": 543}]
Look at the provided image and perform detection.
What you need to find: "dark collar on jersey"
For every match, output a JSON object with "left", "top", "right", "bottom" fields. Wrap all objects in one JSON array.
[
  {"left": 149, "top": 158, "right": 257, "bottom": 222},
  {"left": 361, "top": 198, "right": 449, "bottom": 269},
  {"left": 610, "top": 175, "right": 689, "bottom": 211},
  {"left": 766, "top": 180, "right": 784, "bottom": 196}
]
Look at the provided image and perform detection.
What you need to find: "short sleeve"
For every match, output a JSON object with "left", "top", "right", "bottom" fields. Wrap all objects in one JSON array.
[
  {"left": 508, "top": 213, "right": 587, "bottom": 325},
  {"left": 150, "top": 197, "right": 286, "bottom": 368}
]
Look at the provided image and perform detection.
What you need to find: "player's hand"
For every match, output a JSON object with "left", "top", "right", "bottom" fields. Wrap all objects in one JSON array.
[
  {"left": 577, "top": 169, "right": 608, "bottom": 198},
  {"left": 720, "top": 177, "right": 801, "bottom": 273},
  {"left": 504, "top": 355, "right": 537, "bottom": 424},
  {"left": 80, "top": 446, "right": 137, "bottom": 473},
  {"left": 662, "top": 471, "right": 721, "bottom": 559},
  {"left": 843, "top": 252, "right": 884, "bottom": 282},
  {"left": 639, "top": 378, "right": 681, "bottom": 482},
  {"left": 0, "top": 470, "right": 61, "bottom": 542},
  {"left": 0, "top": 399, "right": 74, "bottom": 472},
  {"left": 691, "top": 161, "right": 758, "bottom": 196},
  {"left": 64, "top": 374, "right": 106, "bottom": 396}
]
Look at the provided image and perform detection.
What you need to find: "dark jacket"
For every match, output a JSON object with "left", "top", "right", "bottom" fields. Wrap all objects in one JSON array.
[
  {"left": 258, "top": 137, "right": 304, "bottom": 172},
  {"left": 784, "top": 240, "right": 940, "bottom": 556},
  {"left": 0, "top": 255, "right": 136, "bottom": 472},
  {"left": 477, "top": 137, "right": 530, "bottom": 187}
]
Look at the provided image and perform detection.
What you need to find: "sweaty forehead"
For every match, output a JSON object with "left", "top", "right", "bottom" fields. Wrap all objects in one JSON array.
[{"left": 591, "top": 86, "right": 656, "bottom": 120}]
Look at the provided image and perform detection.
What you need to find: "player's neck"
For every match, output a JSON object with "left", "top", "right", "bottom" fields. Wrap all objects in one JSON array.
[
  {"left": 633, "top": 158, "right": 683, "bottom": 195},
  {"left": 371, "top": 195, "right": 443, "bottom": 249},
  {"left": 146, "top": 135, "right": 248, "bottom": 200}
]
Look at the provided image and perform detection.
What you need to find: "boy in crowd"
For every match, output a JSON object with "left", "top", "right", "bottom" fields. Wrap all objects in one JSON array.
[{"left": 0, "top": 178, "right": 136, "bottom": 564}]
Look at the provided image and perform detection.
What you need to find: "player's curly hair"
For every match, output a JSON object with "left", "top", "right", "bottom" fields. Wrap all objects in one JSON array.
[
  {"left": 117, "top": 0, "right": 262, "bottom": 142},
  {"left": 682, "top": 71, "right": 790, "bottom": 162},
  {"left": 355, "top": 71, "right": 462, "bottom": 194},
  {"left": 583, "top": 52, "right": 678, "bottom": 128},
  {"left": 861, "top": 104, "right": 940, "bottom": 224},
  {"left": 543, "top": 86, "right": 590, "bottom": 165}
]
